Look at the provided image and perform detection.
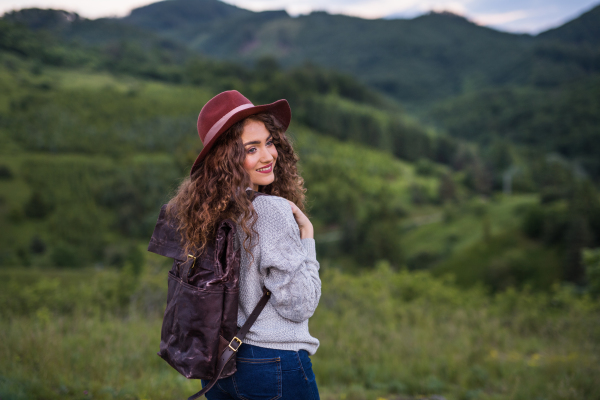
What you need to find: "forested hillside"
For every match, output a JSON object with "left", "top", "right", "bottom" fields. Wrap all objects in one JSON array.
[
  {"left": 5, "top": 1, "right": 600, "bottom": 187},
  {"left": 0, "top": 18, "right": 465, "bottom": 271},
  {"left": 538, "top": 4, "right": 600, "bottom": 45},
  {"left": 122, "top": 0, "right": 534, "bottom": 103},
  {"left": 112, "top": 0, "right": 600, "bottom": 103},
  {"left": 2, "top": 10, "right": 600, "bottom": 287}
]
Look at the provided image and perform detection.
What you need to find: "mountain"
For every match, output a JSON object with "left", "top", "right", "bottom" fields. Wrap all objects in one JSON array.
[
  {"left": 6, "top": 1, "right": 599, "bottom": 105},
  {"left": 116, "top": 0, "right": 600, "bottom": 105},
  {"left": 2, "top": 8, "right": 191, "bottom": 62},
  {"left": 538, "top": 4, "right": 600, "bottom": 46},
  {"left": 123, "top": 0, "right": 252, "bottom": 41},
  {"left": 119, "top": 1, "right": 536, "bottom": 103}
]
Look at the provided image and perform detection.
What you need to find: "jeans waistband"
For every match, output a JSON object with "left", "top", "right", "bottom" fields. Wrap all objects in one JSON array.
[{"left": 236, "top": 343, "right": 307, "bottom": 371}]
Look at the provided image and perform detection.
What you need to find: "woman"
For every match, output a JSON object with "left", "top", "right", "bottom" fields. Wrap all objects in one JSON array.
[{"left": 167, "top": 90, "right": 321, "bottom": 400}]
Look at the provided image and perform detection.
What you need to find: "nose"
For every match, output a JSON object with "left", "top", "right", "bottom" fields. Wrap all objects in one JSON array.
[{"left": 259, "top": 147, "right": 273, "bottom": 163}]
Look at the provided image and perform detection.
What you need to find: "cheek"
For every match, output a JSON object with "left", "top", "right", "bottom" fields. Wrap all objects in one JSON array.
[
  {"left": 243, "top": 154, "right": 256, "bottom": 173},
  {"left": 270, "top": 146, "right": 278, "bottom": 161}
]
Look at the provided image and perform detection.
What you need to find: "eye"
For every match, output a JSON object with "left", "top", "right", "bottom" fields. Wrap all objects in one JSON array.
[
  {"left": 246, "top": 147, "right": 257, "bottom": 154},
  {"left": 266, "top": 139, "right": 274, "bottom": 146}
]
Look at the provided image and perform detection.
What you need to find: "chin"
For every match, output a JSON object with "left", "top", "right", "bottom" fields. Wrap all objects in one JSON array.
[{"left": 254, "top": 174, "right": 275, "bottom": 187}]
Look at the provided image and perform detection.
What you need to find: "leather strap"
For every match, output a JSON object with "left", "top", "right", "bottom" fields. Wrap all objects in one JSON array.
[
  {"left": 180, "top": 255, "right": 196, "bottom": 284},
  {"left": 187, "top": 287, "right": 271, "bottom": 400}
]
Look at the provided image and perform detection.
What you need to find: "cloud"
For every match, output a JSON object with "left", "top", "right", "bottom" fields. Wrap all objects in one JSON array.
[
  {"left": 471, "top": 10, "right": 529, "bottom": 26},
  {"left": 0, "top": 0, "right": 151, "bottom": 17},
  {"left": 225, "top": 0, "right": 424, "bottom": 18},
  {"left": 419, "top": 1, "right": 470, "bottom": 15}
]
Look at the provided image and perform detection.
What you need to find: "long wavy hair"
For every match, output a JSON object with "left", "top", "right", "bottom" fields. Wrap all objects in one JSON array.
[{"left": 167, "top": 112, "right": 306, "bottom": 257}]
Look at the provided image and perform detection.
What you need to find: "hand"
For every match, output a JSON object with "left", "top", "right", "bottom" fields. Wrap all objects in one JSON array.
[{"left": 287, "top": 200, "right": 314, "bottom": 239}]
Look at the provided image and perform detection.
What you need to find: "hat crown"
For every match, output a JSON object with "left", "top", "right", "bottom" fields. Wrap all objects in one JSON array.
[
  {"left": 197, "top": 90, "right": 253, "bottom": 143},
  {"left": 190, "top": 90, "right": 291, "bottom": 176}
]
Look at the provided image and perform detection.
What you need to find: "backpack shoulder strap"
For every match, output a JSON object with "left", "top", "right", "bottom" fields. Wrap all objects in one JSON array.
[{"left": 246, "top": 188, "right": 267, "bottom": 201}]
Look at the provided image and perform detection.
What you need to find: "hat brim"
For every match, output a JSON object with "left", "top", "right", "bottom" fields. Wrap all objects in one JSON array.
[{"left": 190, "top": 99, "right": 291, "bottom": 176}]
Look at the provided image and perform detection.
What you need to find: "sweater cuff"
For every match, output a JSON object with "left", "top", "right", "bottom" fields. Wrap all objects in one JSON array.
[{"left": 301, "top": 238, "right": 317, "bottom": 260}]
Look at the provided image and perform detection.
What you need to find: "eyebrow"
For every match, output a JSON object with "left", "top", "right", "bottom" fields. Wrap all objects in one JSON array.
[{"left": 243, "top": 136, "right": 273, "bottom": 146}]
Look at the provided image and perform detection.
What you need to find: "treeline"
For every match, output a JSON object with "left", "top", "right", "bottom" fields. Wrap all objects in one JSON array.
[
  {"left": 429, "top": 78, "right": 600, "bottom": 180},
  {"left": 519, "top": 160, "right": 600, "bottom": 285}
]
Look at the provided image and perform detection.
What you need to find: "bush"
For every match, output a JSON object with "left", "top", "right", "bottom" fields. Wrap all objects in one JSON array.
[
  {"left": 23, "top": 190, "right": 54, "bottom": 219},
  {"left": 521, "top": 203, "right": 544, "bottom": 239},
  {"left": 583, "top": 248, "right": 600, "bottom": 297},
  {"left": 0, "top": 164, "right": 13, "bottom": 179},
  {"left": 415, "top": 158, "right": 436, "bottom": 176},
  {"left": 49, "top": 243, "right": 78, "bottom": 267}
]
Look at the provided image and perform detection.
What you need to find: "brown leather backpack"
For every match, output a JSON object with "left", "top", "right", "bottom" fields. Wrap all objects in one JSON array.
[{"left": 147, "top": 190, "right": 269, "bottom": 400}]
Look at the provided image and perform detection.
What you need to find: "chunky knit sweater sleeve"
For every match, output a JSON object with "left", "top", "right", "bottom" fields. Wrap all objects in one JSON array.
[
  {"left": 236, "top": 194, "right": 321, "bottom": 354},
  {"left": 254, "top": 195, "right": 321, "bottom": 322}
]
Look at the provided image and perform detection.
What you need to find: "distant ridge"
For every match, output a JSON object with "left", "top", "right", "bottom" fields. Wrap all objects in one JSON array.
[
  {"left": 123, "top": 0, "right": 251, "bottom": 40},
  {"left": 2, "top": 8, "right": 192, "bottom": 60},
  {"left": 538, "top": 3, "right": 600, "bottom": 45},
  {"left": 118, "top": 0, "right": 536, "bottom": 103},
  {"left": 3, "top": 0, "right": 599, "bottom": 105}
]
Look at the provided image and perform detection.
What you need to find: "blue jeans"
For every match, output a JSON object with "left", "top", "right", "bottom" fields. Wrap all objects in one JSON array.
[{"left": 201, "top": 343, "right": 320, "bottom": 400}]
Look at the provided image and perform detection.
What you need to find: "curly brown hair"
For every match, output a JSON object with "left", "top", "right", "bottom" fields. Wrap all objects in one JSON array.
[{"left": 167, "top": 112, "right": 306, "bottom": 257}]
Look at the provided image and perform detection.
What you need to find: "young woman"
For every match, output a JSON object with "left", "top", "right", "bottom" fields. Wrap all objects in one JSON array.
[{"left": 167, "top": 90, "right": 321, "bottom": 400}]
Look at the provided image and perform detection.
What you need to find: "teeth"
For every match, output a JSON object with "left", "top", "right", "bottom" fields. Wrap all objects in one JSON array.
[{"left": 257, "top": 165, "right": 271, "bottom": 171}]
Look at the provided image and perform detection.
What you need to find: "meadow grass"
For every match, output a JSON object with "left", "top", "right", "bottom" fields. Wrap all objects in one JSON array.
[{"left": 1, "top": 261, "right": 598, "bottom": 400}]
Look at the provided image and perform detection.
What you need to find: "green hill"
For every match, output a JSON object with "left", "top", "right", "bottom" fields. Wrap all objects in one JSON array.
[
  {"left": 0, "top": 19, "right": 463, "bottom": 272},
  {"left": 125, "top": 0, "right": 251, "bottom": 32},
  {"left": 427, "top": 78, "right": 600, "bottom": 178}
]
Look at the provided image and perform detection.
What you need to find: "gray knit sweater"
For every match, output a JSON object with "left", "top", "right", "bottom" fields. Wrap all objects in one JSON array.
[{"left": 235, "top": 194, "right": 321, "bottom": 355}]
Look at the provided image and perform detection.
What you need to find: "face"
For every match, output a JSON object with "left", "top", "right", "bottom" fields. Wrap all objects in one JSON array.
[{"left": 241, "top": 119, "right": 278, "bottom": 191}]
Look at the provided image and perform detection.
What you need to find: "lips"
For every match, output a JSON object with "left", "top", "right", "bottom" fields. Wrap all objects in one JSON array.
[{"left": 256, "top": 163, "right": 273, "bottom": 173}]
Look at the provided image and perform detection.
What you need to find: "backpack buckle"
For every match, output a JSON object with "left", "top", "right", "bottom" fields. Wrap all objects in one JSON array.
[
  {"left": 228, "top": 337, "right": 242, "bottom": 352},
  {"left": 187, "top": 254, "right": 197, "bottom": 269}
]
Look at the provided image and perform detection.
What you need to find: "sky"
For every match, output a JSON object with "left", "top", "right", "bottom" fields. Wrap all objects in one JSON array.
[{"left": 0, "top": 0, "right": 598, "bottom": 34}]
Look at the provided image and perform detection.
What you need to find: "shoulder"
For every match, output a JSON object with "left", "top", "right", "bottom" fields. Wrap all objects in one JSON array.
[
  {"left": 252, "top": 195, "right": 297, "bottom": 231},
  {"left": 253, "top": 194, "right": 291, "bottom": 214}
]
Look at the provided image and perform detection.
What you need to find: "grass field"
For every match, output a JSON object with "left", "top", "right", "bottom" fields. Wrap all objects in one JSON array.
[{"left": 1, "top": 259, "right": 598, "bottom": 400}]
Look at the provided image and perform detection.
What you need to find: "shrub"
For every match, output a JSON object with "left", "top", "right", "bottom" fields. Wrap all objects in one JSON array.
[
  {"left": 49, "top": 243, "right": 78, "bottom": 267},
  {"left": 23, "top": 190, "right": 54, "bottom": 219},
  {"left": 0, "top": 164, "right": 13, "bottom": 179},
  {"left": 583, "top": 248, "right": 600, "bottom": 297}
]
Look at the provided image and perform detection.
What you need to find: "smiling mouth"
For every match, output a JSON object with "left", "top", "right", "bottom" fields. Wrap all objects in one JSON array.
[{"left": 256, "top": 163, "right": 273, "bottom": 173}]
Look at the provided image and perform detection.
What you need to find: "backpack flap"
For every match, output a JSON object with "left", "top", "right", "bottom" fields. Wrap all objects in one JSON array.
[{"left": 147, "top": 204, "right": 186, "bottom": 261}]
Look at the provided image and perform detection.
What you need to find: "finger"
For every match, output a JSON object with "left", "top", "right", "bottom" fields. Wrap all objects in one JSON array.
[{"left": 287, "top": 200, "right": 297, "bottom": 212}]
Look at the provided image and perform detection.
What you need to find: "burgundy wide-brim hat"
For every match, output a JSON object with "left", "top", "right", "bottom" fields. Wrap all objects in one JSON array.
[{"left": 190, "top": 90, "right": 291, "bottom": 176}]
